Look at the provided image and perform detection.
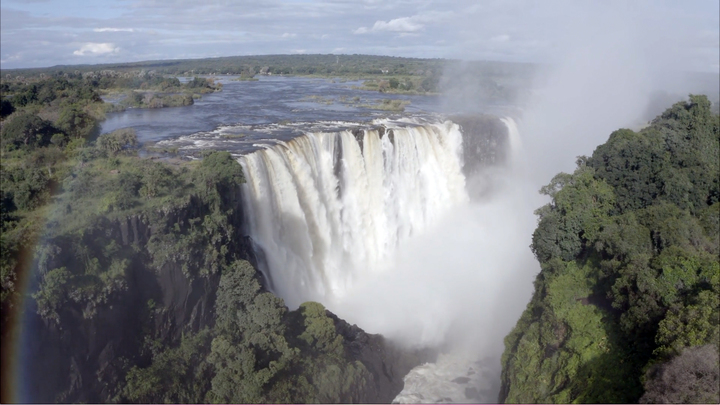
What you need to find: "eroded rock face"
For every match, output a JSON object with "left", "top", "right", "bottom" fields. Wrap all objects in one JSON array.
[
  {"left": 22, "top": 194, "right": 255, "bottom": 403},
  {"left": 22, "top": 193, "right": 430, "bottom": 403},
  {"left": 450, "top": 114, "right": 510, "bottom": 177},
  {"left": 328, "top": 311, "right": 437, "bottom": 403}
]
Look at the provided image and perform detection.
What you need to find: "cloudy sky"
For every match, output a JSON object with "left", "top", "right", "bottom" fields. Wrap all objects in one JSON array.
[{"left": 1, "top": 0, "right": 718, "bottom": 71}]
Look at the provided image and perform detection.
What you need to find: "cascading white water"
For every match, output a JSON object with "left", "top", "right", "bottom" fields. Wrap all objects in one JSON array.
[
  {"left": 500, "top": 117, "right": 522, "bottom": 164},
  {"left": 239, "top": 120, "right": 468, "bottom": 308},
  {"left": 240, "top": 116, "right": 525, "bottom": 403}
]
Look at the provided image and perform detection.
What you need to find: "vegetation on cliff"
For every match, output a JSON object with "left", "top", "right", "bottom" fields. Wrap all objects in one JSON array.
[
  {"left": 499, "top": 95, "right": 719, "bottom": 403},
  {"left": 13, "top": 134, "right": 409, "bottom": 402},
  {"left": 1, "top": 73, "right": 426, "bottom": 403},
  {"left": 0, "top": 73, "right": 218, "bottom": 313},
  {"left": 123, "top": 262, "right": 374, "bottom": 403}
]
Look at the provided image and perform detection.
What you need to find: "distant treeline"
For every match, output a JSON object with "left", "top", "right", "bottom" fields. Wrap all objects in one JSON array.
[
  {"left": 2, "top": 54, "right": 533, "bottom": 78},
  {"left": 2, "top": 54, "right": 537, "bottom": 98}
]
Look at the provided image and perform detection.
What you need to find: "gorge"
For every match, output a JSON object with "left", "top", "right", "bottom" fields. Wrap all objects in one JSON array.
[
  {"left": 11, "top": 104, "right": 521, "bottom": 402},
  {"left": 4, "top": 68, "right": 717, "bottom": 403}
]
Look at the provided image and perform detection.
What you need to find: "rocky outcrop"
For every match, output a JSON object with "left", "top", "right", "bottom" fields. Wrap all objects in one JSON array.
[
  {"left": 328, "top": 311, "right": 437, "bottom": 403},
  {"left": 450, "top": 114, "right": 510, "bottom": 177},
  {"left": 22, "top": 188, "right": 428, "bottom": 403},
  {"left": 23, "top": 193, "right": 255, "bottom": 403}
]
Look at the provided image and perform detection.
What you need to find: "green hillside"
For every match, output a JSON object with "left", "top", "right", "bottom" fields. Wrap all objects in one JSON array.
[{"left": 500, "top": 95, "right": 719, "bottom": 403}]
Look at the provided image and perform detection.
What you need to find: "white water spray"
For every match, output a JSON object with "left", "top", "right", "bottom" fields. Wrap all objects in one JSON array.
[
  {"left": 239, "top": 120, "right": 468, "bottom": 309},
  {"left": 240, "top": 117, "right": 533, "bottom": 403},
  {"left": 500, "top": 117, "right": 522, "bottom": 164}
]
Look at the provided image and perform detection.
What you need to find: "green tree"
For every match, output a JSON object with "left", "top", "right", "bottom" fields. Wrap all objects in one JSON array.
[
  {"left": 124, "top": 329, "right": 214, "bottom": 403},
  {"left": 0, "top": 112, "right": 56, "bottom": 151},
  {"left": 96, "top": 128, "right": 138, "bottom": 156},
  {"left": 194, "top": 151, "right": 245, "bottom": 208},
  {"left": 57, "top": 104, "right": 97, "bottom": 139}
]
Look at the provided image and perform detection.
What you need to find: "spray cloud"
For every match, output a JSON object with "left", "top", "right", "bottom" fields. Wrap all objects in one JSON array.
[{"left": 330, "top": 1, "right": 718, "bottom": 402}]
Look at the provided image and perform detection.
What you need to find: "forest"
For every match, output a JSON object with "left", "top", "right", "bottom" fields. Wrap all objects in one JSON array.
[
  {"left": 0, "top": 72, "right": 220, "bottom": 310},
  {"left": 500, "top": 95, "right": 719, "bottom": 403},
  {"left": 0, "top": 70, "right": 429, "bottom": 403}
]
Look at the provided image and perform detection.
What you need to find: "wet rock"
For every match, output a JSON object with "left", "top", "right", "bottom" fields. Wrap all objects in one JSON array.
[
  {"left": 327, "top": 311, "right": 437, "bottom": 403},
  {"left": 453, "top": 377, "right": 471, "bottom": 384},
  {"left": 465, "top": 387, "right": 481, "bottom": 400}
]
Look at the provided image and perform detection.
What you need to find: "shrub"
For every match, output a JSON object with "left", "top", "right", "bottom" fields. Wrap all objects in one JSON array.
[{"left": 96, "top": 128, "right": 138, "bottom": 156}]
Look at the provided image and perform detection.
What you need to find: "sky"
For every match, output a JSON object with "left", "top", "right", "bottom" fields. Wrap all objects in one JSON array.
[{"left": 1, "top": 0, "right": 718, "bottom": 71}]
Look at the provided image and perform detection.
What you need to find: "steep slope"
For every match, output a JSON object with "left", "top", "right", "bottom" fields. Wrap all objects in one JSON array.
[
  {"left": 499, "top": 95, "right": 719, "bottom": 403},
  {"left": 20, "top": 150, "right": 432, "bottom": 403}
]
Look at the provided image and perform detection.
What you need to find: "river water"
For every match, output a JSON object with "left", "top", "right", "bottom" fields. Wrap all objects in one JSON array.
[
  {"left": 100, "top": 75, "right": 517, "bottom": 155},
  {"left": 101, "top": 76, "right": 443, "bottom": 143}
]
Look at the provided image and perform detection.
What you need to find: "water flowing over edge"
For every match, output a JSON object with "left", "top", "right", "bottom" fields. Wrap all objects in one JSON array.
[
  {"left": 239, "top": 116, "right": 520, "bottom": 404},
  {"left": 238, "top": 119, "right": 469, "bottom": 308}
]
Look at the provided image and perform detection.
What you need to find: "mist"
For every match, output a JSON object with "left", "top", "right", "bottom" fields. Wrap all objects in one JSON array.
[{"left": 324, "top": 1, "right": 718, "bottom": 402}]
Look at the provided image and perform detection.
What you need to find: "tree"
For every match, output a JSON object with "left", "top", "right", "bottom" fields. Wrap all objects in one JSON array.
[
  {"left": 96, "top": 128, "right": 138, "bottom": 156},
  {"left": 57, "top": 104, "right": 97, "bottom": 139},
  {"left": 0, "top": 112, "right": 56, "bottom": 151},
  {"left": 531, "top": 165, "right": 615, "bottom": 262},
  {"left": 194, "top": 151, "right": 245, "bottom": 208},
  {"left": 123, "top": 329, "right": 214, "bottom": 404}
]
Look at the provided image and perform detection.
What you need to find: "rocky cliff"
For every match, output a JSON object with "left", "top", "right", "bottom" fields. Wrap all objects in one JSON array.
[{"left": 20, "top": 151, "right": 434, "bottom": 403}]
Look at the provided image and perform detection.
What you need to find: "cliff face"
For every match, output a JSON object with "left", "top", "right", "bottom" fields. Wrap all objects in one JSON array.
[
  {"left": 24, "top": 193, "right": 254, "bottom": 403},
  {"left": 450, "top": 114, "right": 510, "bottom": 177},
  {"left": 328, "top": 311, "right": 437, "bottom": 403},
  {"left": 21, "top": 170, "right": 431, "bottom": 403}
]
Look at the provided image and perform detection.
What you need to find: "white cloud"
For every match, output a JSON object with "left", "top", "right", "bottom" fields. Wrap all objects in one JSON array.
[
  {"left": 371, "top": 16, "right": 424, "bottom": 33},
  {"left": 491, "top": 34, "right": 510, "bottom": 42},
  {"left": 94, "top": 27, "right": 134, "bottom": 32},
  {"left": 73, "top": 42, "right": 119, "bottom": 56},
  {"left": 0, "top": 0, "right": 716, "bottom": 72},
  {"left": 353, "top": 10, "right": 454, "bottom": 35},
  {"left": 354, "top": 16, "right": 423, "bottom": 35}
]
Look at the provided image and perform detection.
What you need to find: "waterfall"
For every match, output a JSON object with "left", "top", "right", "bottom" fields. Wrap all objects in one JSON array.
[
  {"left": 500, "top": 117, "right": 521, "bottom": 163},
  {"left": 239, "top": 116, "right": 522, "bottom": 403},
  {"left": 239, "top": 120, "right": 468, "bottom": 308}
]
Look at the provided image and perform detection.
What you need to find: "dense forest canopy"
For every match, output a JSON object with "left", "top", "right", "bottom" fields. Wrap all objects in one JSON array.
[{"left": 500, "top": 94, "right": 719, "bottom": 403}]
